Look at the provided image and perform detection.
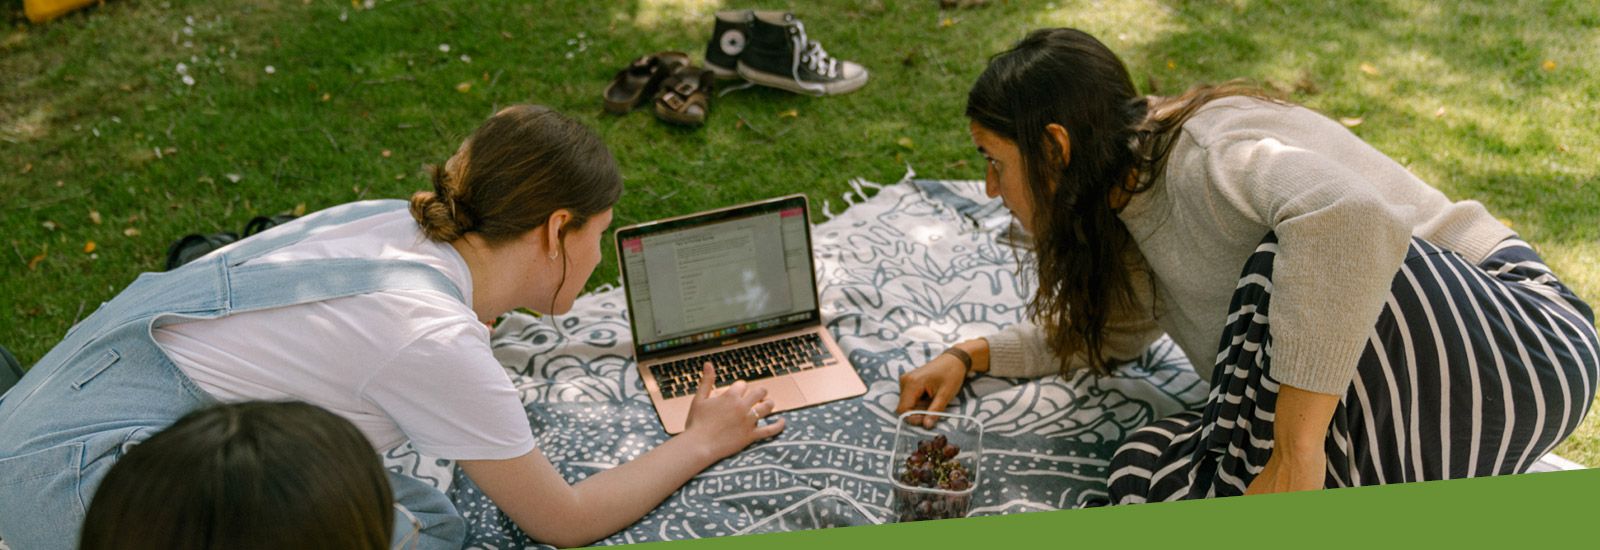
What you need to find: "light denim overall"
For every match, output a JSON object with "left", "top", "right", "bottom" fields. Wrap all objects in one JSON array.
[{"left": 0, "top": 200, "right": 467, "bottom": 549}]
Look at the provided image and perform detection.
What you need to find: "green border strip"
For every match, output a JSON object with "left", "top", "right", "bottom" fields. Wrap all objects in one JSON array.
[{"left": 643, "top": 469, "right": 1595, "bottom": 549}]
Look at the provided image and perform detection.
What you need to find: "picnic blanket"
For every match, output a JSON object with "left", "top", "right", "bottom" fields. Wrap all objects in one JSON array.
[{"left": 380, "top": 174, "right": 1212, "bottom": 548}]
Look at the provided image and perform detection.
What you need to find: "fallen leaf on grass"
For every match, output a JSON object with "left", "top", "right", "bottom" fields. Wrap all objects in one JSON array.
[
  {"left": 455, "top": 82, "right": 472, "bottom": 93},
  {"left": 778, "top": 109, "right": 798, "bottom": 119},
  {"left": 394, "top": 174, "right": 406, "bottom": 180},
  {"left": 89, "top": 211, "right": 102, "bottom": 225},
  {"left": 226, "top": 173, "right": 242, "bottom": 183},
  {"left": 321, "top": 93, "right": 332, "bottom": 102},
  {"left": 83, "top": 241, "right": 96, "bottom": 254},
  {"left": 293, "top": 203, "right": 307, "bottom": 217},
  {"left": 21, "top": 163, "right": 31, "bottom": 174},
  {"left": 381, "top": 149, "right": 392, "bottom": 158},
  {"left": 28, "top": 251, "right": 46, "bottom": 270},
  {"left": 1339, "top": 116, "right": 1364, "bottom": 127},
  {"left": 1498, "top": 217, "right": 1515, "bottom": 228},
  {"left": 1541, "top": 59, "right": 1556, "bottom": 71},
  {"left": 123, "top": 228, "right": 140, "bottom": 237},
  {"left": 42, "top": 221, "right": 59, "bottom": 231},
  {"left": 940, "top": 17, "right": 956, "bottom": 28},
  {"left": 1558, "top": 143, "right": 1569, "bottom": 153},
  {"left": 1359, "top": 62, "right": 1380, "bottom": 76},
  {"left": 896, "top": 136, "right": 915, "bottom": 150},
  {"left": 1434, "top": 106, "right": 1447, "bottom": 118}
]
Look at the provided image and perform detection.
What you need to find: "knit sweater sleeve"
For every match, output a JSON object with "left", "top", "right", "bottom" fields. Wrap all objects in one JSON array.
[
  {"left": 1203, "top": 135, "right": 1413, "bottom": 395},
  {"left": 985, "top": 253, "right": 1163, "bottom": 378}
]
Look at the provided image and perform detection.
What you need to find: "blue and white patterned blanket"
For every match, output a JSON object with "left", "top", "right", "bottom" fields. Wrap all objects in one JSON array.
[{"left": 381, "top": 176, "right": 1209, "bottom": 548}]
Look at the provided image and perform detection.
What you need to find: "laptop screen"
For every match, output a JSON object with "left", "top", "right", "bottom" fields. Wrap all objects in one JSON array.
[{"left": 617, "top": 195, "right": 819, "bottom": 359}]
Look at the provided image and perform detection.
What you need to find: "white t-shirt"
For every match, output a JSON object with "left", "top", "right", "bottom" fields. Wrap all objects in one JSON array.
[{"left": 154, "top": 209, "right": 536, "bottom": 461}]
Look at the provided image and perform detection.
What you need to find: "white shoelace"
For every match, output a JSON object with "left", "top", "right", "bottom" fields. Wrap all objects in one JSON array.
[
  {"left": 787, "top": 19, "right": 840, "bottom": 93},
  {"left": 801, "top": 40, "right": 841, "bottom": 78}
]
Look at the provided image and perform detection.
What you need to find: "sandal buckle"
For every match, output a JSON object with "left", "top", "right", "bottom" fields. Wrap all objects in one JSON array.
[
  {"left": 673, "top": 81, "right": 698, "bottom": 96},
  {"left": 663, "top": 94, "right": 685, "bottom": 110}
]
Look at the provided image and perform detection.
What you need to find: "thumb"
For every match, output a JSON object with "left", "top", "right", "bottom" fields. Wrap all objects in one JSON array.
[{"left": 923, "top": 385, "right": 958, "bottom": 428}]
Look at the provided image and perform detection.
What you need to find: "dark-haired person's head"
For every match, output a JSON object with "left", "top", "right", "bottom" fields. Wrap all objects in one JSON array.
[
  {"left": 408, "top": 104, "right": 624, "bottom": 315},
  {"left": 966, "top": 28, "right": 1271, "bottom": 375},
  {"left": 80, "top": 401, "right": 393, "bottom": 550}
]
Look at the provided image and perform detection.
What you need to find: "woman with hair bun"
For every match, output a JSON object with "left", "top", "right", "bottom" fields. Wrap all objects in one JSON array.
[{"left": 0, "top": 105, "right": 783, "bottom": 549}]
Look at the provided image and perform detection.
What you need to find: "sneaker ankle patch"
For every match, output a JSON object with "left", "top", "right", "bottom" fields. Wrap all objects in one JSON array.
[{"left": 719, "top": 29, "right": 746, "bottom": 56}]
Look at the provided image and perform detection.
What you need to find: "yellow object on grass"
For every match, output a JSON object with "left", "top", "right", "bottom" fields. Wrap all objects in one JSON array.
[{"left": 24, "top": 0, "right": 101, "bottom": 23}]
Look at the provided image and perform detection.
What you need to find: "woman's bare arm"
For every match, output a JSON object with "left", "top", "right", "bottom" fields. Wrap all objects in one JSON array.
[{"left": 459, "top": 364, "right": 784, "bottom": 547}]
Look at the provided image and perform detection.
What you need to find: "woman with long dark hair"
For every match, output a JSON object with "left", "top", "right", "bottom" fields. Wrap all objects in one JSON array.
[
  {"left": 896, "top": 28, "right": 1597, "bottom": 501},
  {"left": 0, "top": 105, "right": 784, "bottom": 549}
]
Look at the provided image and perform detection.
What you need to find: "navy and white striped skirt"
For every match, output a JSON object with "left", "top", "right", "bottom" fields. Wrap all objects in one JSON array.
[{"left": 1108, "top": 234, "right": 1599, "bottom": 502}]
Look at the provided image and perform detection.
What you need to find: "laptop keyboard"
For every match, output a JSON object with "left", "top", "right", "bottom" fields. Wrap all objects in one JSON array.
[{"left": 650, "top": 333, "right": 835, "bottom": 399}]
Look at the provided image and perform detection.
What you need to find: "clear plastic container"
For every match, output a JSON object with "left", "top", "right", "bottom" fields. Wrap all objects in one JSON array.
[
  {"left": 734, "top": 487, "right": 881, "bottom": 536},
  {"left": 887, "top": 410, "right": 984, "bottom": 522}
]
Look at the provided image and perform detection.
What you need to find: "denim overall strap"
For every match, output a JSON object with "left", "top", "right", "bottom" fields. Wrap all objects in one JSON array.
[
  {"left": 30, "top": 200, "right": 436, "bottom": 353},
  {"left": 220, "top": 257, "right": 463, "bottom": 317},
  {"left": 0, "top": 200, "right": 467, "bottom": 550}
]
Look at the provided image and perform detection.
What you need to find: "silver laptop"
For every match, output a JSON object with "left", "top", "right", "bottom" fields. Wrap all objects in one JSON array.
[{"left": 615, "top": 194, "right": 866, "bottom": 434}]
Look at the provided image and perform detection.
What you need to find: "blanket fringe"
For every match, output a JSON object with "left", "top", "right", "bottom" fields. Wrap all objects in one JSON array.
[{"left": 822, "top": 163, "right": 915, "bottom": 221}]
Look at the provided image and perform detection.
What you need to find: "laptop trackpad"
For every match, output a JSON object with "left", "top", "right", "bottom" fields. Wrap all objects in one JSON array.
[{"left": 753, "top": 377, "right": 808, "bottom": 413}]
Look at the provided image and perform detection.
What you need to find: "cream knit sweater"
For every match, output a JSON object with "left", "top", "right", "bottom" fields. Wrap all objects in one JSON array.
[{"left": 984, "top": 96, "right": 1514, "bottom": 395}]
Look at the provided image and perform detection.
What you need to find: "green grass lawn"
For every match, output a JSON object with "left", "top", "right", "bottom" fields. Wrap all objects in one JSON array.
[{"left": 3, "top": 0, "right": 1596, "bottom": 464}]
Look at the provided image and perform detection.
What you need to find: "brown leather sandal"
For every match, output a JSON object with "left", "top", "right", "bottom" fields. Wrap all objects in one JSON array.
[
  {"left": 602, "top": 51, "right": 689, "bottom": 114},
  {"left": 653, "top": 64, "right": 715, "bottom": 127}
]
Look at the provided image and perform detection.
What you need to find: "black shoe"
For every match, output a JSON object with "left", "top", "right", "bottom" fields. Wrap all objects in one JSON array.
[
  {"left": 704, "top": 9, "right": 752, "bottom": 80},
  {"left": 0, "top": 342, "right": 22, "bottom": 395},
  {"left": 164, "top": 231, "right": 239, "bottom": 271},
  {"left": 242, "top": 213, "right": 298, "bottom": 238},
  {"left": 736, "top": 11, "right": 869, "bottom": 96}
]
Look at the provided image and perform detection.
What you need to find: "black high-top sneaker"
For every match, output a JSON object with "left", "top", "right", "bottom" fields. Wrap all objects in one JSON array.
[
  {"left": 736, "top": 11, "right": 868, "bottom": 96},
  {"left": 704, "top": 9, "right": 752, "bottom": 80}
]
